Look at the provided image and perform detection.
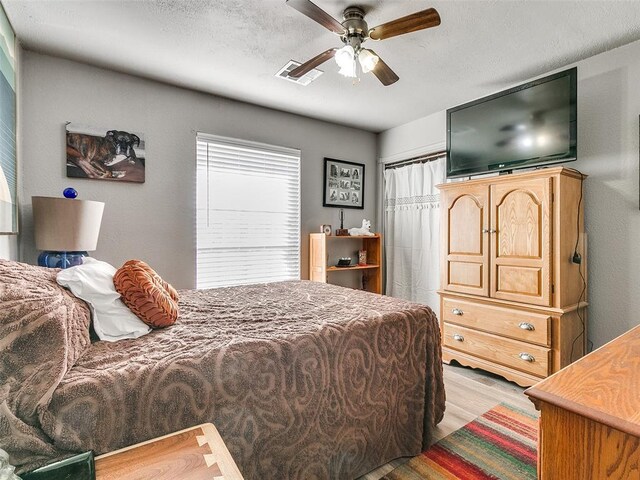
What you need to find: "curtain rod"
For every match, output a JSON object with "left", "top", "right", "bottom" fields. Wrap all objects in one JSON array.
[{"left": 384, "top": 150, "right": 446, "bottom": 170}]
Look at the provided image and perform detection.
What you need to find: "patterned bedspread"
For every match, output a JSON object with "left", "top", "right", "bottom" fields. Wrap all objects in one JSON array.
[{"left": 6, "top": 272, "right": 445, "bottom": 479}]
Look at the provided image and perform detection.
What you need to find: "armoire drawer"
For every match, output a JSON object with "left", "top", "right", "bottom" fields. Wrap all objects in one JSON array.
[
  {"left": 442, "top": 297, "right": 550, "bottom": 346},
  {"left": 443, "top": 323, "right": 550, "bottom": 378}
]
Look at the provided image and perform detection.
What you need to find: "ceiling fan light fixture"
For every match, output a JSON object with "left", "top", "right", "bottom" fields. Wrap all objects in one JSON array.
[
  {"left": 338, "top": 63, "right": 357, "bottom": 78},
  {"left": 287, "top": 0, "right": 441, "bottom": 86},
  {"left": 335, "top": 45, "right": 356, "bottom": 77},
  {"left": 358, "top": 49, "right": 379, "bottom": 74}
]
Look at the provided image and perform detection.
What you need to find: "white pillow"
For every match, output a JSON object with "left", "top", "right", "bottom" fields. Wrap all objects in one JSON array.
[{"left": 56, "top": 258, "right": 151, "bottom": 342}]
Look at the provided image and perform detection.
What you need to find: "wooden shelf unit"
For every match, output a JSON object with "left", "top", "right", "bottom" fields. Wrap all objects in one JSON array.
[
  {"left": 309, "top": 233, "right": 382, "bottom": 294},
  {"left": 326, "top": 264, "right": 380, "bottom": 272}
]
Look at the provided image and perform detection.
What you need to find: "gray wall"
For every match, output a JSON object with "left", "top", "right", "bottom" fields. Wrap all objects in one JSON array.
[
  {"left": 378, "top": 38, "right": 640, "bottom": 349},
  {"left": 19, "top": 51, "right": 377, "bottom": 288},
  {"left": 378, "top": 110, "right": 446, "bottom": 164}
]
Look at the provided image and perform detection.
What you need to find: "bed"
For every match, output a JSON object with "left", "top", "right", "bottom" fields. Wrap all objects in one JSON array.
[{"left": 0, "top": 260, "right": 445, "bottom": 479}]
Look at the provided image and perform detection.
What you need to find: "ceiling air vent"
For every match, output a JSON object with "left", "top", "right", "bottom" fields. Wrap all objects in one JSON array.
[{"left": 275, "top": 60, "right": 323, "bottom": 86}]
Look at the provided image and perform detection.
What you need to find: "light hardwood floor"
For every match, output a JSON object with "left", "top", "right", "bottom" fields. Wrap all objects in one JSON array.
[{"left": 358, "top": 362, "right": 538, "bottom": 480}]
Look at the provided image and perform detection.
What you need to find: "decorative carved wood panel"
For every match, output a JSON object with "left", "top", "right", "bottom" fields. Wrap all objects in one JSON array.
[
  {"left": 490, "top": 177, "right": 552, "bottom": 306},
  {"left": 441, "top": 185, "right": 489, "bottom": 296}
]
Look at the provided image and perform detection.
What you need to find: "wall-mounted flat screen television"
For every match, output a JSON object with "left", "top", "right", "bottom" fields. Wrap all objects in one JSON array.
[{"left": 446, "top": 67, "right": 577, "bottom": 178}]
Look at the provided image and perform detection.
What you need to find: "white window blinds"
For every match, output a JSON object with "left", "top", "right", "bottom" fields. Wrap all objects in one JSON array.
[{"left": 196, "top": 134, "right": 301, "bottom": 289}]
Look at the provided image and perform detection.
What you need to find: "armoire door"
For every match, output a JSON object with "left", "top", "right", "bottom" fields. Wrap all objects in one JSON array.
[
  {"left": 490, "top": 177, "right": 552, "bottom": 306},
  {"left": 441, "top": 184, "right": 489, "bottom": 296}
]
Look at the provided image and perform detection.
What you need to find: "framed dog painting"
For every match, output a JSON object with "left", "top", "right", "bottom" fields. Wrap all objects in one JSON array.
[
  {"left": 66, "top": 123, "right": 146, "bottom": 183},
  {"left": 323, "top": 158, "right": 364, "bottom": 209}
]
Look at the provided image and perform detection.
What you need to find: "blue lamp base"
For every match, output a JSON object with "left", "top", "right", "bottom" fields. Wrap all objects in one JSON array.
[{"left": 38, "top": 251, "right": 88, "bottom": 269}]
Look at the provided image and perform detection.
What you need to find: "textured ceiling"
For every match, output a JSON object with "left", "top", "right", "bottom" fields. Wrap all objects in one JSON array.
[{"left": 5, "top": 0, "right": 640, "bottom": 132}]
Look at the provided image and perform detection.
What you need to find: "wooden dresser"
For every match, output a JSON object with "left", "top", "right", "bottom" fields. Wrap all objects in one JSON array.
[
  {"left": 437, "top": 167, "right": 587, "bottom": 386},
  {"left": 525, "top": 325, "right": 640, "bottom": 479}
]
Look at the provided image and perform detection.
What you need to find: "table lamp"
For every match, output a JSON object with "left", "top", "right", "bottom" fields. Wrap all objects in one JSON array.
[{"left": 32, "top": 189, "right": 105, "bottom": 268}]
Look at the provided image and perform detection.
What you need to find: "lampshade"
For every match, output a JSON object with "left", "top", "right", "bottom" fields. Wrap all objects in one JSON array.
[
  {"left": 32, "top": 196, "right": 104, "bottom": 252},
  {"left": 335, "top": 45, "right": 357, "bottom": 78},
  {"left": 358, "top": 49, "right": 379, "bottom": 74}
]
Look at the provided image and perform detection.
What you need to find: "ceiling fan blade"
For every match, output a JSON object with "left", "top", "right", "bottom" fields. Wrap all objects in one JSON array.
[
  {"left": 286, "top": 0, "right": 345, "bottom": 35},
  {"left": 369, "top": 52, "right": 399, "bottom": 86},
  {"left": 369, "top": 8, "right": 441, "bottom": 41},
  {"left": 289, "top": 48, "right": 338, "bottom": 78}
]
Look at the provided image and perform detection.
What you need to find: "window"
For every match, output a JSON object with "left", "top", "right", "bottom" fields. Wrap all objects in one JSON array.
[{"left": 196, "top": 134, "right": 301, "bottom": 289}]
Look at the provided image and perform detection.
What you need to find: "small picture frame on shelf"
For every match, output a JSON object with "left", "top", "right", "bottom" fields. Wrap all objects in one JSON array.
[
  {"left": 321, "top": 224, "right": 332, "bottom": 235},
  {"left": 323, "top": 158, "right": 364, "bottom": 209}
]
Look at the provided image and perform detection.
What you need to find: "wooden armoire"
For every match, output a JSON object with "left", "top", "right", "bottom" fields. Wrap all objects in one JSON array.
[{"left": 437, "top": 167, "right": 587, "bottom": 387}]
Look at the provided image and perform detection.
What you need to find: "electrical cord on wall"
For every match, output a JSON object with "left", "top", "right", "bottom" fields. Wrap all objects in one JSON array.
[
  {"left": 569, "top": 251, "right": 588, "bottom": 362},
  {"left": 567, "top": 168, "right": 593, "bottom": 362}
]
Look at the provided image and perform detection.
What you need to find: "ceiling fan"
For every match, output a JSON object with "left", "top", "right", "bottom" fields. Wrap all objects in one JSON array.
[{"left": 286, "top": 0, "right": 441, "bottom": 86}]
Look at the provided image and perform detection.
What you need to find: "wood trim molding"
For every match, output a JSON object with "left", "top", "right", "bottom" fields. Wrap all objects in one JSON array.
[
  {"left": 526, "top": 392, "right": 640, "bottom": 438},
  {"left": 526, "top": 324, "right": 640, "bottom": 438},
  {"left": 443, "top": 348, "right": 543, "bottom": 388},
  {"left": 438, "top": 291, "right": 588, "bottom": 315},
  {"left": 436, "top": 166, "right": 586, "bottom": 190}
]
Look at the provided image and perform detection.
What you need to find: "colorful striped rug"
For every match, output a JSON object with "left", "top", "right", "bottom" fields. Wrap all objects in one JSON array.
[{"left": 382, "top": 403, "right": 538, "bottom": 480}]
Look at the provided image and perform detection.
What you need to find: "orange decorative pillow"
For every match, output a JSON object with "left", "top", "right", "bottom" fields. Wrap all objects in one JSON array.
[{"left": 113, "top": 260, "right": 179, "bottom": 328}]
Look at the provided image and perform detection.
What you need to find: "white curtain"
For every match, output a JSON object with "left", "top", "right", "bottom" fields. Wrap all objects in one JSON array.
[{"left": 384, "top": 156, "right": 446, "bottom": 310}]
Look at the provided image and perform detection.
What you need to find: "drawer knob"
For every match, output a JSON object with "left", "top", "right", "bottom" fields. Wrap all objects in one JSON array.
[
  {"left": 519, "top": 322, "right": 535, "bottom": 331},
  {"left": 452, "top": 308, "right": 464, "bottom": 316},
  {"left": 519, "top": 352, "right": 535, "bottom": 363},
  {"left": 453, "top": 334, "right": 464, "bottom": 342}
]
